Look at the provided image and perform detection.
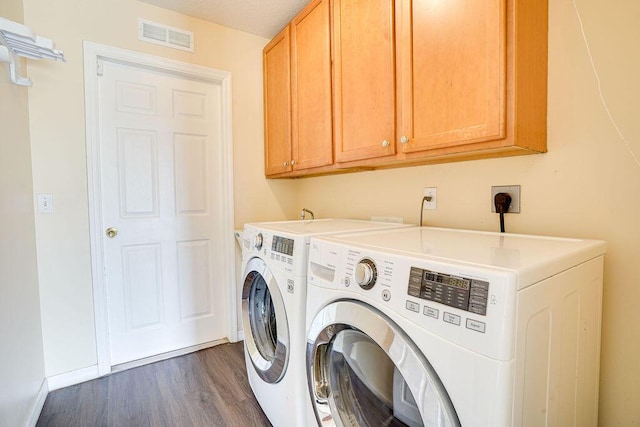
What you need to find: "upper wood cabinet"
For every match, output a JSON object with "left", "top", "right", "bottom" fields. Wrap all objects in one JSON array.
[
  {"left": 263, "top": 0, "right": 548, "bottom": 177},
  {"left": 396, "top": 0, "right": 547, "bottom": 160},
  {"left": 332, "top": 0, "right": 397, "bottom": 163},
  {"left": 398, "top": 0, "right": 506, "bottom": 152},
  {"left": 291, "top": 0, "right": 333, "bottom": 170},
  {"left": 263, "top": 27, "right": 292, "bottom": 176},
  {"left": 263, "top": 0, "right": 333, "bottom": 177}
]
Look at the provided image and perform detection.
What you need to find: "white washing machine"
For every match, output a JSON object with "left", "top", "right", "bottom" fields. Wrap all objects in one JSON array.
[
  {"left": 306, "top": 227, "right": 606, "bottom": 426},
  {"left": 239, "top": 219, "right": 414, "bottom": 427}
]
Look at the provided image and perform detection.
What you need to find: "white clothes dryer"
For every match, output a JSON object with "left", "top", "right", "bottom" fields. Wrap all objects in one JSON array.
[
  {"left": 306, "top": 227, "right": 606, "bottom": 426},
  {"left": 239, "top": 219, "right": 414, "bottom": 427}
]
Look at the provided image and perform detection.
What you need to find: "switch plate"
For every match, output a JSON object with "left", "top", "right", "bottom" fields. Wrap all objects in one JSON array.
[
  {"left": 423, "top": 187, "right": 437, "bottom": 210},
  {"left": 491, "top": 185, "right": 520, "bottom": 213},
  {"left": 37, "top": 194, "right": 54, "bottom": 214}
]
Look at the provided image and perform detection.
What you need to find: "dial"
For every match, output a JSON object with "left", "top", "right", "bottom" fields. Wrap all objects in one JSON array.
[
  {"left": 254, "top": 233, "right": 263, "bottom": 251},
  {"left": 355, "top": 258, "right": 377, "bottom": 290}
]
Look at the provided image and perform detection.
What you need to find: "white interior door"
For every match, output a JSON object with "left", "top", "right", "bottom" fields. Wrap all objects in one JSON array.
[{"left": 98, "top": 59, "right": 228, "bottom": 365}]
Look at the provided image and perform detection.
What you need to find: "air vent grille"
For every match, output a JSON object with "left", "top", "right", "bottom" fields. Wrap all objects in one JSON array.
[
  {"left": 168, "top": 30, "right": 191, "bottom": 49},
  {"left": 138, "top": 19, "right": 194, "bottom": 52}
]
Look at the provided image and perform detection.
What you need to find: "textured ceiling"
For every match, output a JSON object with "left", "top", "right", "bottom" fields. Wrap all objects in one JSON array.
[{"left": 138, "top": 0, "right": 310, "bottom": 39}]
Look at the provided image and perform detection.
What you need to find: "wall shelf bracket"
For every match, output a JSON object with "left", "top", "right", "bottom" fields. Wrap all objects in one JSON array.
[{"left": 0, "top": 16, "right": 65, "bottom": 86}]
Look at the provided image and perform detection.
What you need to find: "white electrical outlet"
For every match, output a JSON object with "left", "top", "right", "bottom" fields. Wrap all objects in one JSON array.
[
  {"left": 491, "top": 185, "right": 521, "bottom": 213},
  {"left": 423, "top": 187, "right": 437, "bottom": 210},
  {"left": 36, "top": 194, "right": 54, "bottom": 214}
]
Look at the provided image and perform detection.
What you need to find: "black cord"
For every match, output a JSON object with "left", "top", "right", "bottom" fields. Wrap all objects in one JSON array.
[
  {"left": 419, "top": 196, "right": 430, "bottom": 226},
  {"left": 494, "top": 193, "right": 512, "bottom": 233}
]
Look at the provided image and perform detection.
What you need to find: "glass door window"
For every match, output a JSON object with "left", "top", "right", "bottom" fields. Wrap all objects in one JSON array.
[
  {"left": 327, "top": 329, "right": 422, "bottom": 426},
  {"left": 307, "top": 300, "right": 460, "bottom": 427},
  {"left": 247, "top": 271, "right": 278, "bottom": 361},
  {"left": 242, "top": 258, "right": 289, "bottom": 383}
]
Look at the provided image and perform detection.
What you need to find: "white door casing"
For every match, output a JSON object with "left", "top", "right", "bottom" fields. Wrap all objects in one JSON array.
[{"left": 84, "top": 42, "right": 237, "bottom": 374}]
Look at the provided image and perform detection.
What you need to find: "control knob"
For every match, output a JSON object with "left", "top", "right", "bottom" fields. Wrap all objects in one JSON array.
[
  {"left": 355, "top": 258, "right": 377, "bottom": 290},
  {"left": 253, "top": 233, "right": 264, "bottom": 251}
]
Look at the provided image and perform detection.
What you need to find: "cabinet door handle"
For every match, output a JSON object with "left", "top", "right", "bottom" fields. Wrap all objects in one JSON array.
[
  {"left": 283, "top": 161, "right": 289, "bottom": 167},
  {"left": 382, "top": 139, "right": 390, "bottom": 148},
  {"left": 400, "top": 135, "right": 409, "bottom": 144},
  {"left": 291, "top": 160, "right": 296, "bottom": 166}
]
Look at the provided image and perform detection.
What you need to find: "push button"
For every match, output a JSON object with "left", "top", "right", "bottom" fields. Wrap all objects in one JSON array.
[
  {"left": 405, "top": 300, "right": 419, "bottom": 313},
  {"left": 423, "top": 306, "right": 439, "bottom": 319},
  {"left": 443, "top": 312, "right": 461, "bottom": 326},
  {"left": 466, "top": 318, "right": 486, "bottom": 333}
]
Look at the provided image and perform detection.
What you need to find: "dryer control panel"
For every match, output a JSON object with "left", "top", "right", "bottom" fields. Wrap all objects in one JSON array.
[
  {"left": 272, "top": 235, "right": 294, "bottom": 256},
  {"left": 407, "top": 268, "right": 489, "bottom": 316}
]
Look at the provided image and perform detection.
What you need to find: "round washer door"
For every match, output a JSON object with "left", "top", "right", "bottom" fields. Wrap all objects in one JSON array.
[
  {"left": 242, "top": 257, "right": 289, "bottom": 383},
  {"left": 306, "top": 300, "right": 460, "bottom": 427}
]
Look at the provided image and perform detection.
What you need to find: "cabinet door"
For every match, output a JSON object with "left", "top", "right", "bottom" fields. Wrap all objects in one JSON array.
[
  {"left": 263, "top": 27, "right": 292, "bottom": 176},
  {"left": 333, "top": 0, "right": 396, "bottom": 163},
  {"left": 398, "top": 0, "right": 506, "bottom": 153},
  {"left": 291, "top": 0, "right": 333, "bottom": 170}
]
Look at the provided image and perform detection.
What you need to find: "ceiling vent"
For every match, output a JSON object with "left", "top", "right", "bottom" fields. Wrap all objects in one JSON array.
[{"left": 138, "top": 19, "right": 194, "bottom": 53}]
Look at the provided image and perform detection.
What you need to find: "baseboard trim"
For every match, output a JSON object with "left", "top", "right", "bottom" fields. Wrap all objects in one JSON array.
[
  {"left": 47, "top": 365, "right": 101, "bottom": 392},
  {"left": 237, "top": 330, "right": 245, "bottom": 341},
  {"left": 26, "top": 378, "right": 49, "bottom": 427},
  {"left": 111, "top": 338, "right": 229, "bottom": 374},
  {"left": 45, "top": 338, "right": 237, "bottom": 392}
]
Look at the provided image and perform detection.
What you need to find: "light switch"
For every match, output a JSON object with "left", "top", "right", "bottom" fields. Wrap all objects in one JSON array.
[{"left": 37, "top": 194, "right": 54, "bottom": 214}]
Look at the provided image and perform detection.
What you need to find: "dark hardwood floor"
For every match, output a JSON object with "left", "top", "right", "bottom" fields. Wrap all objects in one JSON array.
[{"left": 37, "top": 342, "right": 272, "bottom": 427}]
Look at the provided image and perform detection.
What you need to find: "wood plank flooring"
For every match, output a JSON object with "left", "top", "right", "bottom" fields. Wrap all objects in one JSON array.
[{"left": 37, "top": 342, "right": 272, "bottom": 427}]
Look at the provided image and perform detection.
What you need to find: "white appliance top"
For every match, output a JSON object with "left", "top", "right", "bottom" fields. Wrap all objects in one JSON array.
[
  {"left": 245, "top": 218, "right": 412, "bottom": 239},
  {"left": 318, "top": 227, "right": 606, "bottom": 289},
  {"left": 242, "top": 219, "right": 414, "bottom": 277}
]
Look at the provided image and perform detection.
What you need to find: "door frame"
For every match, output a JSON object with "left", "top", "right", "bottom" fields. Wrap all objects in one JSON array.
[{"left": 83, "top": 41, "right": 237, "bottom": 376}]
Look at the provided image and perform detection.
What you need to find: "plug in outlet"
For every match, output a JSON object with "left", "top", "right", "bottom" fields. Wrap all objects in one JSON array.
[
  {"left": 491, "top": 185, "right": 520, "bottom": 213},
  {"left": 423, "top": 187, "right": 437, "bottom": 210}
]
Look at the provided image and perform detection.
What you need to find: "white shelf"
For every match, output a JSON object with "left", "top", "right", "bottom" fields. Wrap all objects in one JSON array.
[{"left": 0, "top": 16, "right": 65, "bottom": 86}]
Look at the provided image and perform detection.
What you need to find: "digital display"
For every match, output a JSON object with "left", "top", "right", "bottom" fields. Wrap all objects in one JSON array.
[
  {"left": 407, "top": 267, "right": 489, "bottom": 315},
  {"left": 272, "top": 235, "right": 294, "bottom": 256},
  {"left": 423, "top": 272, "right": 469, "bottom": 290}
]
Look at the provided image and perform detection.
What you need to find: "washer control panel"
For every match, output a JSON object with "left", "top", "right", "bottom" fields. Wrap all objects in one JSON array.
[
  {"left": 355, "top": 258, "right": 377, "bottom": 289},
  {"left": 243, "top": 225, "right": 305, "bottom": 275},
  {"left": 307, "top": 235, "right": 516, "bottom": 361},
  {"left": 272, "top": 235, "right": 294, "bottom": 256},
  {"left": 407, "top": 267, "right": 489, "bottom": 315}
]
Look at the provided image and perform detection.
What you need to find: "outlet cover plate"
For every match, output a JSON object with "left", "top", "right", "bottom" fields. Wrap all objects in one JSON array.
[
  {"left": 491, "top": 185, "right": 520, "bottom": 213},
  {"left": 423, "top": 187, "right": 437, "bottom": 210},
  {"left": 36, "top": 193, "right": 54, "bottom": 214}
]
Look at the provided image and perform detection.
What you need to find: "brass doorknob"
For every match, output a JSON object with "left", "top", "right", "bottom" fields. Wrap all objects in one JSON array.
[{"left": 105, "top": 227, "right": 118, "bottom": 238}]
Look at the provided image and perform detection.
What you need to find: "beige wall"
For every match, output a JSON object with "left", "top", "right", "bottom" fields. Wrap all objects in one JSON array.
[
  {"left": 22, "top": 0, "right": 296, "bottom": 377},
  {"left": 0, "top": 2, "right": 47, "bottom": 426},
  {"left": 296, "top": 0, "right": 640, "bottom": 424},
  {"left": 16, "top": 0, "right": 640, "bottom": 424}
]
